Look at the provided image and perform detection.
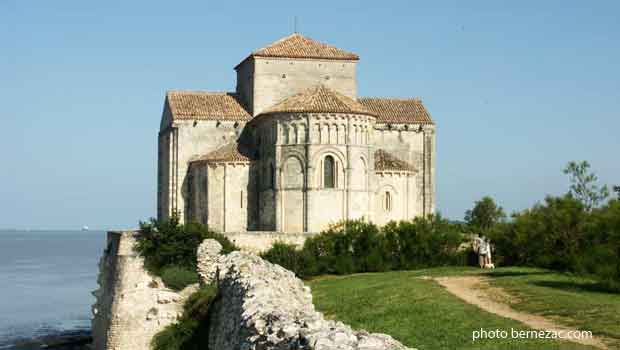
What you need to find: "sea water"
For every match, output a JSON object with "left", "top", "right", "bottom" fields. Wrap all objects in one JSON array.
[{"left": 0, "top": 230, "right": 105, "bottom": 348}]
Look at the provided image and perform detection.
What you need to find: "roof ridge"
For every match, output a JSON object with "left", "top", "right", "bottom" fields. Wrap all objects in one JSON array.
[
  {"left": 236, "top": 33, "right": 359, "bottom": 69},
  {"left": 359, "top": 96, "right": 422, "bottom": 102},
  {"left": 167, "top": 90, "right": 237, "bottom": 95},
  {"left": 251, "top": 33, "right": 300, "bottom": 54}
]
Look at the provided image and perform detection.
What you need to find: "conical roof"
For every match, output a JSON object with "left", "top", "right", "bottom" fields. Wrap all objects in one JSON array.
[{"left": 261, "top": 85, "right": 376, "bottom": 117}]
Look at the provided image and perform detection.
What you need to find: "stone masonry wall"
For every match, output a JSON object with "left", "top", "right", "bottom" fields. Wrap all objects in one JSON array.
[
  {"left": 91, "top": 231, "right": 197, "bottom": 350},
  {"left": 94, "top": 233, "right": 415, "bottom": 350},
  {"left": 200, "top": 239, "right": 414, "bottom": 350},
  {"left": 223, "top": 231, "right": 317, "bottom": 253}
]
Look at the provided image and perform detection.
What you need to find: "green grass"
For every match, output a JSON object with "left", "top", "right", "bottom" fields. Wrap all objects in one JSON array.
[
  {"left": 308, "top": 267, "right": 618, "bottom": 350},
  {"left": 482, "top": 267, "right": 620, "bottom": 349},
  {"left": 160, "top": 266, "right": 199, "bottom": 291}
]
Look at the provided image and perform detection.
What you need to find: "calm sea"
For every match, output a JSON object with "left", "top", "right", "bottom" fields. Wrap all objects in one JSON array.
[{"left": 0, "top": 230, "right": 105, "bottom": 348}]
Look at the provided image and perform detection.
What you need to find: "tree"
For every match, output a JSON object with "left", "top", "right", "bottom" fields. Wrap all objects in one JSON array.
[
  {"left": 465, "top": 196, "right": 506, "bottom": 233},
  {"left": 614, "top": 185, "right": 620, "bottom": 200},
  {"left": 563, "top": 161, "right": 609, "bottom": 211}
]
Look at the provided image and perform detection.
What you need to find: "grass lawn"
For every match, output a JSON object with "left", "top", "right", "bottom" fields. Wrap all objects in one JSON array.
[
  {"left": 484, "top": 267, "right": 620, "bottom": 349},
  {"left": 308, "top": 267, "right": 619, "bottom": 350}
]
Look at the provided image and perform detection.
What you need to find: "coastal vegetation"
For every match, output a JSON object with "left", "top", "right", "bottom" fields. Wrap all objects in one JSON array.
[
  {"left": 135, "top": 216, "right": 236, "bottom": 290},
  {"left": 152, "top": 284, "right": 218, "bottom": 350},
  {"left": 260, "top": 216, "right": 468, "bottom": 279}
]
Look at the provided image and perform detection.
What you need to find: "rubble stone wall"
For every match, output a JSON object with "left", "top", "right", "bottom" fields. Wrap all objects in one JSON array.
[
  {"left": 93, "top": 233, "right": 415, "bottom": 350},
  {"left": 91, "top": 231, "right": 197, "bottom": 350}
]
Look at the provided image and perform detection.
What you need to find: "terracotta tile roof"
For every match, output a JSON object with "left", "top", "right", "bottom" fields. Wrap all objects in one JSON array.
[
  {"left": 358, "top": 98, "right": 434, "bottom": 124},
  {"left": 236, "top": 33, "right": 359, "bottom": 68},
  {"left": 262, "top": 85, "right": 376, "bottom": 117},
  {"left": 166, "top": 91, "right": 251, "bottom": 121},
  {"left": 374, "top": 149, "right": 416, "bottom": 172},
  {"left": 192, "top": 142, "right": 253, "bottom": 163}
]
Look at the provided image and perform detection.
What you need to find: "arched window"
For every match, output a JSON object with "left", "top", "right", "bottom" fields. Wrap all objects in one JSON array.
[
  {"left": 324, "top": 155, "right": 335, "bottom": 188},
  {"left": 384, "top": 191, "right": 392, "bottom": 212}
]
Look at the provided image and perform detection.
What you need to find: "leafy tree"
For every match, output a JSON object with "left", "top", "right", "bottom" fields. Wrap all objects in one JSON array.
[
  {"left": 614, "top": 185, "right": 620, "bottom": 200},
  {"left": 464, "top": 196, "right": 506, "bottom": 233},
  {"left": 563, "top": 161, "right": 609, "bottom": 211}
]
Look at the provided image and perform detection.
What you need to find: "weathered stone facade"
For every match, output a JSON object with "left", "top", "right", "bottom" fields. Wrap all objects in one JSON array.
[{"left": 158, "top": 33, "right": 436, "bottom": 237}]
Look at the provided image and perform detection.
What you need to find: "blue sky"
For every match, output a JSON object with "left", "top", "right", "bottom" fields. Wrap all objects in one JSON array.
[{"left": 1, "top": 0, "right": 618, "bottom": 230}]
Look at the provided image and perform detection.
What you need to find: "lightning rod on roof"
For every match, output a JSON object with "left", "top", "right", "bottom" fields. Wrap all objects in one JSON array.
[{"left": 294, "top": 16, "right": 298, "bottom": 33}]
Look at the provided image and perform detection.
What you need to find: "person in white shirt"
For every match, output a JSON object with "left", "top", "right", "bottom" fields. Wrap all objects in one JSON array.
[
  {"left": 479, "top": 236, "right": 489, "bottom": 267},
  {"left": 485, "top": 237, "right": 493, "bottom": 268},
  {"left": 473, "top": 235, "right": 485, "bottom": 268}
]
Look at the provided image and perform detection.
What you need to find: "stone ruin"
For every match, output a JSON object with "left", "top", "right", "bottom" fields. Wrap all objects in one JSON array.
[{"left": 92, "top": 231, "right": 414, "bottom": 350}]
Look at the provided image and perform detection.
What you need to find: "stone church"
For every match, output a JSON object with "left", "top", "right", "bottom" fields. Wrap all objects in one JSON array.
[{"left": 158, "top": 33, "right": 435, "bottom": 234}]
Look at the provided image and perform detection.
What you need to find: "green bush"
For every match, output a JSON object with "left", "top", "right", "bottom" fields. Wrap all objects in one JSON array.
[
  {"left": 160, "top": 266, "right": 199, "bottom": 291},
  {"left": 261, "top": 216, "right": 467, "bottom": 279},
  {"left": 134, "top": 216, "right": 237, "bottom": 290},
  {"left": 152, "top": 284, "right": 218, "bottom": 350},
  {"left": 489, "top": 196, "right": 620, "bottom": 286},
  {"left": 260, "top": 242, "right": 304, "bottom": 276}
]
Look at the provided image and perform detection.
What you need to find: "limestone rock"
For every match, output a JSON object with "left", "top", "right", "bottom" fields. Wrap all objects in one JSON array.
[
  {"left": 200, "top": 239, "right": 414, "bottom": 350},
  {"left": 196, "top": 239, "right": 223, "bottom": 285}
]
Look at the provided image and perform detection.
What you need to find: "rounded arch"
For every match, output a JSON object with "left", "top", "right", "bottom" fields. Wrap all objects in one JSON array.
[
  {"left": 282, "top": 155, "right": 305, "bottom": 189},
  {"left": 376, "top": 185, "right": 398, "bottom": 213},
  {"left": 376, "top": 184, "right": 399, "bottom": 195},
  {"left": 313, "top": 149, "right": 346, "bottom": 189},
  {"left": 330, "top": 123, "right": 338, "bottom": 144},
  {"left": 310, "top": 147, "right": 346, "bottom": 167},
  {"left": 352, "top": 156, "right": 368, "bottom": 190}
]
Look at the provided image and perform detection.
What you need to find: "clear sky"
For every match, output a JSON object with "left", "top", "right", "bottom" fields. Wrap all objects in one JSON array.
[{"left": 1, "top": 0, "right": 618, "bottom": 230}]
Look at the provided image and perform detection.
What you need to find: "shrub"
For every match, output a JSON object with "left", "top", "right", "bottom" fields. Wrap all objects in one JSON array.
[
  {"left": 134, "top": 216, "right": 237, "bottom": 289},
  {"left": 261, "top": 216, "right": 467, "bottom": 279},
  {"left": 152, "top": 284, "right": 218, "bottom": 350},
  {"left": 489, "top": 196, "right": 620, "bottom": 286},
  {"left": 260, "top": 242, "right": 309, "bottom": 278},
  {"left": 160, "top": 266, "right": 199, "bottom": 291}
]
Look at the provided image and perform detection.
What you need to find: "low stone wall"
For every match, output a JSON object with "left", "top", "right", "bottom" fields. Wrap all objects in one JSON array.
[
  {"left": 91, "top": 231, "right": 197, "bottom": 350},
  {"left": 200, "top": 240, "right": 414, "bottom": 350},
  {"left": 223, "top": 231, "right": 318, "bottom": 253},
  {"left": 93, "top": 232, "right": 414, "bottom": 350}
]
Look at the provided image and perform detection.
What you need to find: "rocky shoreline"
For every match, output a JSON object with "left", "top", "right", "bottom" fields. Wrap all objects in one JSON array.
[{"left": 4, "top": 330, "right": 91, "bottom": 350}]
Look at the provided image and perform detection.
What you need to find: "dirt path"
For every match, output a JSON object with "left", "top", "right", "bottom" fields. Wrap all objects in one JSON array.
[{"left": 434, "top": 276, "right": 608, "bottom": 349}]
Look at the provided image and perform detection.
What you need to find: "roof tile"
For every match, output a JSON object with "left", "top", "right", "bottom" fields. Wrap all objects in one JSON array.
[
  {"left": 262, "top": 85, "right": 375, "bottom": 117},
  {"left": 359, "top": 98, "right": 434, "bottom": 124},
  {"left": 167, "top": 91, "right": 251, "bottom": 121},
  {"left": 192, "top": 142, "right": 253, "bottom": 163},
  {"left": 374, "top": 149, "right": 416, "bottom": 172},
  {"left": 238, "top": 33, "right": 359, "bottom": 66}
]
